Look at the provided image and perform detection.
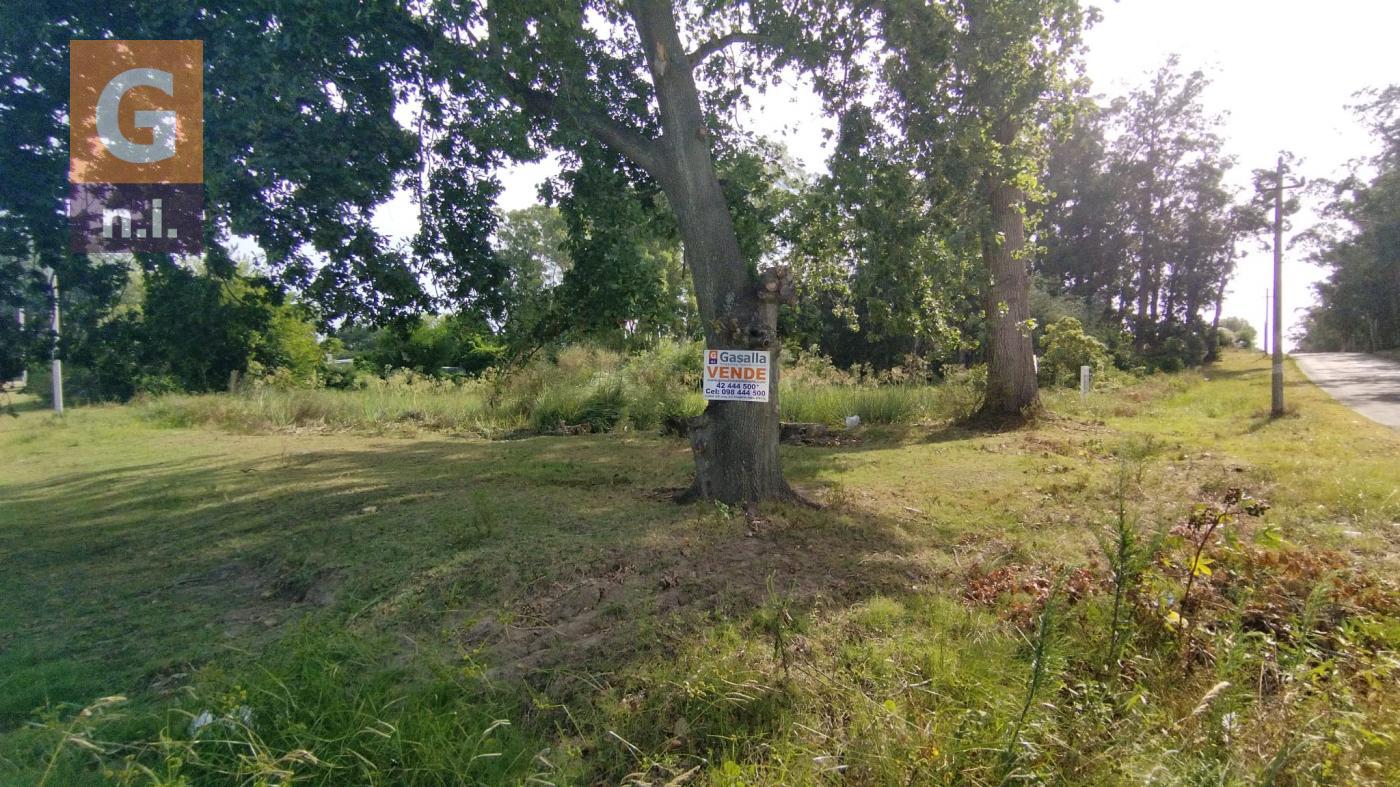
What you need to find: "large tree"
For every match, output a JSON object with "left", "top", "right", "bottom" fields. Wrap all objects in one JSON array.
[
  {"left": 1, "top": 0, "right": 846, "bottom": 501},
  {"left": 878, "top": 0, "right": 1092, "bottom": 417},
  {"left": 1036, "top": 59, "right": 1254, "bottom": 363},
  {"left": 780, "top": 111, "right": 977, "bottom": 372},
  {"left": 1, "top": 0, "right": 435, "bottom": 396},
  {"left": 1106, "top": 57, "right": 1224, "bottom": 349},
  {"left": 1298, "top": 87, "right": 1400, "bottom": 352},
  {"left": 1037, "top": 102, "right": 1129, "bottom": 318},
  {"left": 418, "top": 0, "right": 835, "bottom": 500}
]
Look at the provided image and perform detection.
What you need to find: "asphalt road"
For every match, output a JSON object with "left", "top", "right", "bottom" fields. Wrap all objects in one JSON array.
[{"left": 1293, "top": 352, "right": 1400, "bottom": 430}]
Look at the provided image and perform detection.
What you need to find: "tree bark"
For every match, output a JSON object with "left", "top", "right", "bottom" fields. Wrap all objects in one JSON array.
[
  {"left": 1206, "top": 269, "right": 1226, "bottom": 361},
  {"left": 627, "top": 0, "right": 792, "bottom": 502},
  {"left": 1135, "top": 140, "right": 1159, "bottom": 351},
  {"left": 977, "top": 173, "right": 1040, "bottom": 418}
]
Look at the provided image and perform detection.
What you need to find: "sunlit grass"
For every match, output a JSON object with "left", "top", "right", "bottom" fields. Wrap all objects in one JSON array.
[{"left": 3, "top": 351, "right": 1398, "bottom": 784}]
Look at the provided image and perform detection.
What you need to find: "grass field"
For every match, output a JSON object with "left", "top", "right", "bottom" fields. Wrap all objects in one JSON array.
[{"left": 2, "top": 351, "right": 1398, "bottom": 785}]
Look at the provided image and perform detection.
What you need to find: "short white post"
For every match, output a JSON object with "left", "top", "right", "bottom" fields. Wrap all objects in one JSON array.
[
  {"left": 47, "top": 269, "right": 63, "bottom": 416},
  {"left": 1079, "top": 365, "right": 1092, "bottom": 402},
  {"left": 16, "top": 308, "right": 25, "bottom": 388}
]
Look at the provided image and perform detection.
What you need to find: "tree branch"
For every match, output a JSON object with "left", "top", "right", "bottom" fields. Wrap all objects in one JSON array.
[
  {"left": 509, "top": 80, "right": 665, "bottom": 176},
  {"left": 686, "top": 31, "right": 768, "bottom": 66}
]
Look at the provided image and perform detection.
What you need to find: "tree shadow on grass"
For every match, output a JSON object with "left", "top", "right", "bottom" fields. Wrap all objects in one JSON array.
[
  {"left": 920, "top": 421, "right": 996, "bottom": 445},
  {"left": 0, "top": 431, "right": 944, "bottom": 724}
]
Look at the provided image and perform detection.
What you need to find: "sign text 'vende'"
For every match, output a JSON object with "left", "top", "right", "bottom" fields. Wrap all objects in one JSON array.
[{"left": 702, "top": 349, "right": 770, "bottom": 402}]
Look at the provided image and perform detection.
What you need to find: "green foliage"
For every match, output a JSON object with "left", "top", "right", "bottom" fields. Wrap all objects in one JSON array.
[
  {"left": 0, "top": 299, "right": 28, "bottom": 383},
  {"left": 1298, "top": 86, "right": 1400, "bottom": 352},
  {"left": 139, "top": 263, "right": 270, "bottom": 392},
  {"left": 779, "top": 384, "right": 946, "bottom": 426},
  {"left": 779, "top": 130, "right": 976, "bottom": 371},
  {"left": 1142, "top": 324, "right": 1216, "bottom": 373},
  {"left": 142, "top": 374, "right": 496, "bottom": 433},
  {"left": 1038, "top": 316, "right": 1109, "bottom": 385},
  {"left": 547, "top": 152, "right": 680, "bottom": 343},
  {"left": 1096, "top": 439, "right": 1164, "bottom": 670},
  {"left": 358, "top": 314, "right": 505, "bottom": 378},
  {"left": 496, "top": 204, "right": 572, "bottom": 294},
  {"left": 1218, "top": 316, "right": 1257, "bottom": 349},
  {"left": 1, "top": 2, "right": 427, "bottom": 323},
  {"left": 23, "top": 261, "right": 329, "bottom": 404},
  {"left": 999, "top": 583, "right": 1062, "bottom": 780}
]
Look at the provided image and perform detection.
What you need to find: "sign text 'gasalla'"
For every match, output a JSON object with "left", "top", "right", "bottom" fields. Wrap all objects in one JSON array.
[{"left": 702, "top": 349, "right": 770, "bottom": 403}]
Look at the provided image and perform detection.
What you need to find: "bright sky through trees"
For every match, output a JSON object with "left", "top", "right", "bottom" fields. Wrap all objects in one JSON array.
[
  {"left": 370, "top": 0, "right": 1399, "bottom": 350},
  {"left": 1084, "top": 0, "right": 1400, "bottom": 350}
]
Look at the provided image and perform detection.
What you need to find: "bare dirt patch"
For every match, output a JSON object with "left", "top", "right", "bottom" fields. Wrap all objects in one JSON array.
[
  {"left": 459, "top": 503, "right": 932, "bottom": 683},
  {"left": 166, "top": 558, "right": 342, "bottom": 640}
]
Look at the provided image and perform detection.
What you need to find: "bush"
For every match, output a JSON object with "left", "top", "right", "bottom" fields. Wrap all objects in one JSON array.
[
  {"left": 1219, "top": 317, "right": 1257, "bottom": 349},
  {"left": 932, "top": 363, "right": 985, "bottom": 421},
  {"left": 577, "top": 377, "right": 627, "bottom": 432},
  {"left": 1039, "top": 317, "right": 1110, "bottom": 386},
  {"left": 783, "top": 347, "right": 855, "bottom": 387},
  {"left": 320, "top": 362, "right": 364, "bottom": 390}
]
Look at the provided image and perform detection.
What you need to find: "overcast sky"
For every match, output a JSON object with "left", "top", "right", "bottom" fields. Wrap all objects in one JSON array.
[{"left": 374, "top": 1, "right": 1399, "bottom": 349}]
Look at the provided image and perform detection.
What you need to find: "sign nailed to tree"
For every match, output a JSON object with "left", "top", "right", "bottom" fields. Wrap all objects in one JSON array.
[{"left": 702, "top": 349, "right": 770, "bottom": 402}]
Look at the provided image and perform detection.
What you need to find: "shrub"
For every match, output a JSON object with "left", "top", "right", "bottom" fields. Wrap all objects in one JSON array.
[
  {"left": 782, "top": 347, "right": 855, "bottom": 387},
  {"left": 1219, "top": 317, "right": 1257, "bottom": 349},
  {"left": 931, "top": 363, "right": 986, "bottom": 421},
  {"left": 577, "top": 377, "right": 627, "bottom": 432},
  {"left": 1039, "top": 317, "right": 1110, "bottom": 386}
]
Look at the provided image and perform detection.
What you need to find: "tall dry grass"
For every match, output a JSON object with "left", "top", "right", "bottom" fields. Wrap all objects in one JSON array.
[{"left": 140, "top": 342, "right": 988, "bottom": 435}]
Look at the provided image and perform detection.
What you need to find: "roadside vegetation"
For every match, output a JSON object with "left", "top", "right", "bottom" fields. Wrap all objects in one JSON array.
[
  {"left": 135, "top": 341, "right": 997, "bottom": 438},
  {"left": 130, "top": 318, "right": 1130, "bottom": 440},
  {"left": 3, "top": 351, "right": 1397, "bottom": 785}
]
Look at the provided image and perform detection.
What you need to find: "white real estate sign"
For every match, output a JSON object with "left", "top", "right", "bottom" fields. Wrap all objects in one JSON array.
[{"left": 702, "top": 349, "right": 770, "bottom": 402}]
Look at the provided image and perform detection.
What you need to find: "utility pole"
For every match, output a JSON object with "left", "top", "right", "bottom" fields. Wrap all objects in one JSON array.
[
  {"left": 1271, "top": 156, "right": 1285, "bottom": 416},
  {"left": 1268, "top": 155, "right": 1303, "bottom": 418}
]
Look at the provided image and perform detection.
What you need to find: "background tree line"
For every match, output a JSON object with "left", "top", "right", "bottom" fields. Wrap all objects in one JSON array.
[
  {"left": 1296, "top": 87, "right": 1400, "bottom": 353},
  {"left": 5, "top": 44, "right": 1287, "bottom": 402}
]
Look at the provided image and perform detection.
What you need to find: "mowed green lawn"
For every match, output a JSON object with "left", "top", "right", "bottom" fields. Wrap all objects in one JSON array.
[{"left": 2, "top": 352, "right": 1398, "bottom": 785}]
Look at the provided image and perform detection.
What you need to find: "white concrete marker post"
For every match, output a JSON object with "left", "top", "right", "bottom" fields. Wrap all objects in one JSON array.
[
  {"left": 1080, "top": 365, "right": 1092, "bottom": 402},
  {"left": 46, "top": 269, "right": 63, "bottom": 416},
  {"left": 15, "top": 308, "right": 25, "bottom": 388}
]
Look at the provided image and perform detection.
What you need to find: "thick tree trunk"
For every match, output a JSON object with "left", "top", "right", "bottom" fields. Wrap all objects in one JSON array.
[
  {"left": 1134, "top": 149, "right": 1159, "bottom": 351},
  {"left": 977, "top": 176, "right": 1040, "bottom": 418},
  {"left": 1205, "top": 269, "right": 1227, "bottom": 361},
  {"left": 628, "top": 0, "right": 791, "bottom": 503}
]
